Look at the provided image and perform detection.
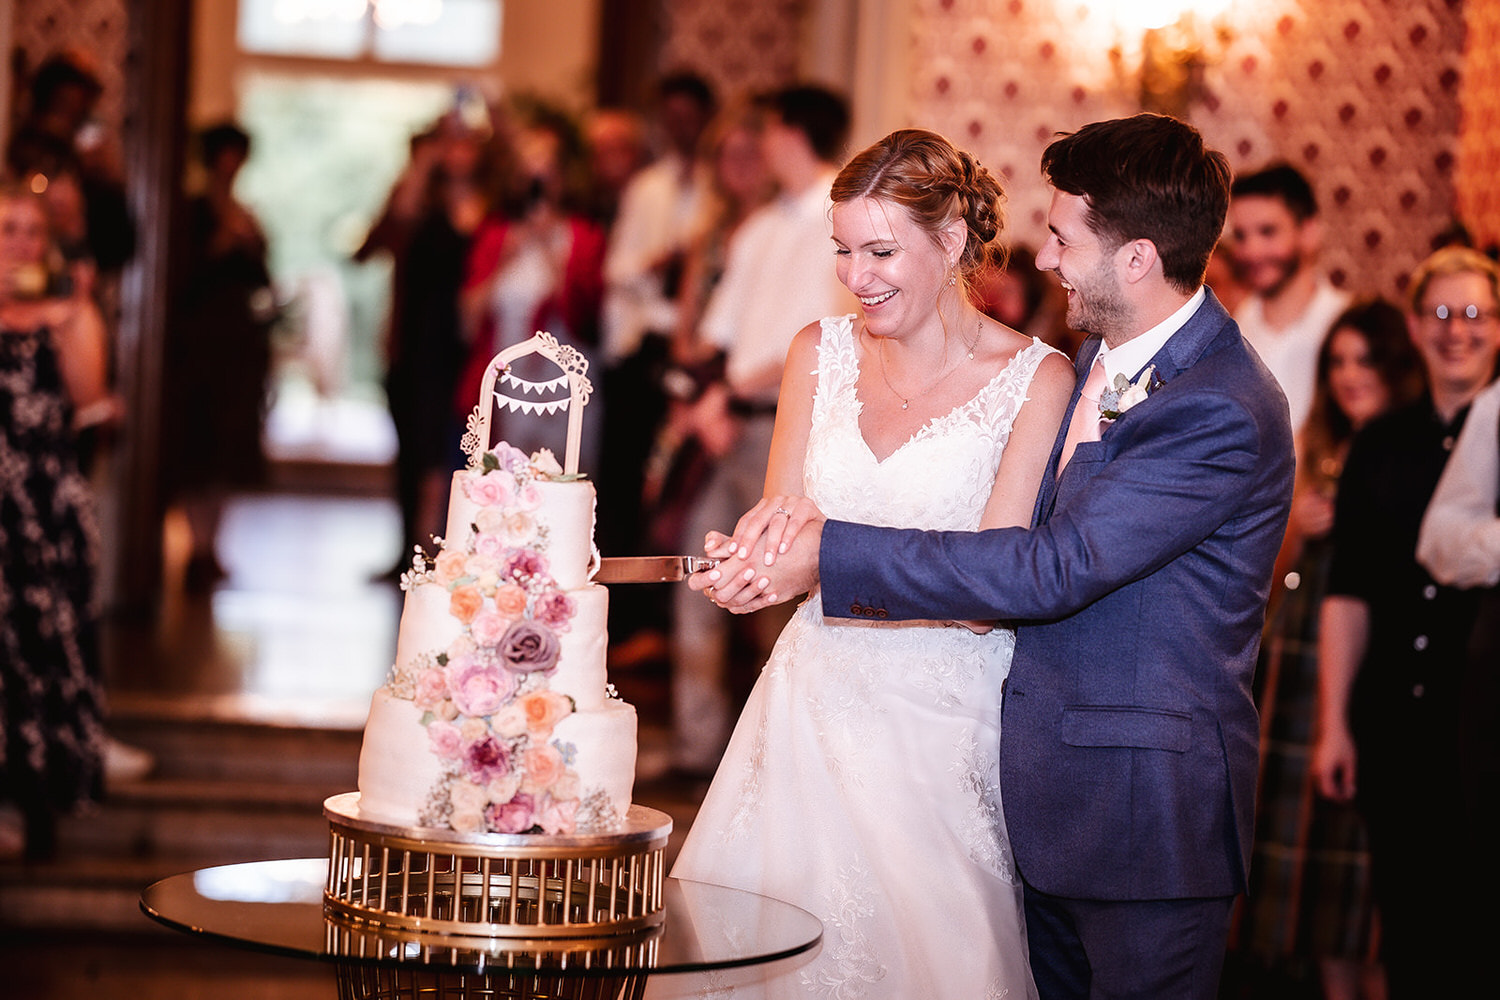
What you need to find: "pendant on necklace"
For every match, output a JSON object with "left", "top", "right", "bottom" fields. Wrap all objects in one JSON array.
[{"left": 901, "top": 400, "right": 909, "bottom": 410}]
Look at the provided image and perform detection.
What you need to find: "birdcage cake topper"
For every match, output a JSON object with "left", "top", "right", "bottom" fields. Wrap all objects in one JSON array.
[{"left": 461, "top": 332, "right": 593, "bottom": 475}]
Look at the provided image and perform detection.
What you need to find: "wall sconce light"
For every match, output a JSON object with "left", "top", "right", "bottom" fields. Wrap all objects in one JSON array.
[{"left": 1099, "top": 1, "right": 1235, "bottom": 117}]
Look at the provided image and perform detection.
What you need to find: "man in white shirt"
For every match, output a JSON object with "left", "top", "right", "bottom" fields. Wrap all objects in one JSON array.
[
  {"left": 601, "top": 73, "right": 717, "bottom": 365},
  {"left": 1225, "top": 163, "right": 1350, "bottom": 434},
  {"left": 670, "top": 84, "right": 858, "bottom": 776}
]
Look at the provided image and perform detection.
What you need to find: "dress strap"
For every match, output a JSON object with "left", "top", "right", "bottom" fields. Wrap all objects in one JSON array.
[{"left": 811, "top": 314, "right": 860, "bottom": 425}]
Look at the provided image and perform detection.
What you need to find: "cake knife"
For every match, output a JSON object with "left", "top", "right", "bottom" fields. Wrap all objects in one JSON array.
[{"left": 594, "top": 556, "right": 719, "bottom": 583}]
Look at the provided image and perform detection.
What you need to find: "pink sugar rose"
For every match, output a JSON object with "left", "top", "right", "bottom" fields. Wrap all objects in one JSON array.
[
  {"left": 464, "top": 552, "right": 501, "bottom": 579},
  {"left": 449, "top": 585, "right": 484, "bottom": 623},
  {"left": 535, "top": 794, "right": 578, "bottom": 835},
  {"left": 433, "top": 548, "right": 468, "bottom": 585},
  {"left": 446, "top": 660, "right": 516, "bottom": 717},
  {"left": 517, "top": 689, "right": 573, "bottom": 736},
  {"left": 487, "top": 793, "right": 535, "bottom": 834},
  {"left": 537, "top": 797, "right": 576, "bottom": 839},
  {"left": 504, "top": 549, "right": 549, "bottom": 581},
  {"left": 498, "top": 620, "right": 560, "bottom": 675},
  {"left": 549, "top": 771, "right": 581, "bottom": 802},
  {"left": 473, "top": 531, "right": 508, "bottom": 559},
  {"left": 413, "top": 668, "right": 450, "bottom": 710},
  {"left": 468, "top": 610, "right": 511, "bottom": 648},
  {"left": 515, "top": 483, "right": 542, "bottom": 511},
  {"left": 426, "top": 719, "right": 463, "bottom": 760},
  {"left": 534, "top": 591, "right": 575, "bottom": 631},
  {"left": 492, "top": 583, "right": 528, "bottom": 617},
  {"left": 520, "top": 743, "right": 566, "bottom": 793},
  {"left": 463, "top": 733, "right": 513, "bottom": 784},
  {"left": 464, "top": 470, "right": 514, "bottom": 508}
]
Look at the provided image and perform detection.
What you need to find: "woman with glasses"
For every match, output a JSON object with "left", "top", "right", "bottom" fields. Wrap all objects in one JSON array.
[{"left": 1312, "top": 246, "right": 1500, "bottom": 999}]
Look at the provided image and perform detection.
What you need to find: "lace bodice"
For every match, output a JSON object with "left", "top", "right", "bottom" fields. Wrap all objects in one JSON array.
[{"left": 805, "top": 314, "right": 1055, "bottom": 531}]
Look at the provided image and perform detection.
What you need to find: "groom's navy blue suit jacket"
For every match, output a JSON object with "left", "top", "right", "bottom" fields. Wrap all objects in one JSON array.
[{"left": 820, "top": 290, "right": 1293, "bottom": 900}]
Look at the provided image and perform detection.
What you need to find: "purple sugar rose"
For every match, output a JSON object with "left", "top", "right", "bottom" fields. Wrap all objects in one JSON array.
[
  {"left": 487, "top": 792, "right": 536, "bottom": 834},
  {"left": 463, "top": 734, "right": 512, "bottom": 784},
  {"left": 498, "top": 620, "right": 560, "bottom": 675}
]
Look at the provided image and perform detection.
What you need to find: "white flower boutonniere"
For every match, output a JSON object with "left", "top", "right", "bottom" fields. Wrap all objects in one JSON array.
[{"left": 1098, "top": 365, "right": 1161, "bottom": 421}]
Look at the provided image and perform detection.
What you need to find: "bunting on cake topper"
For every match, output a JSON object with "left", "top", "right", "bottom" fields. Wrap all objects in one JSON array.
[{"left": 462, "top": 331, "right": 593, "bottom": 476}]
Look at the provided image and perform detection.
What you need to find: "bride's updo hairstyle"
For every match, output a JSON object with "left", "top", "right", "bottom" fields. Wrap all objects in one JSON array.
[{"left": 830, "top": 128, "right": 1007, "bottom": 290}]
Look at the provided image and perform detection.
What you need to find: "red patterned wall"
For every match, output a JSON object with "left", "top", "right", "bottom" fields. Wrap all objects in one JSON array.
[
  {"left": 901, "top": 0, "right": 1467, "bottom": 300},
  {"left": 1459, "top": 0, "right": 1500, "bottom": 254}
]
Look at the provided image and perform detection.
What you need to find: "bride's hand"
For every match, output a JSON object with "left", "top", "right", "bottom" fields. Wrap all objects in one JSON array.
[{"left": 728, "top": 495, "right": 825, "bottom": 567}]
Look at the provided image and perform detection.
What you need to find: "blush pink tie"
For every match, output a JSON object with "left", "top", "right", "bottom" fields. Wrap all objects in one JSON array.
[{"left": 1058, "top": 357, "right": 1107, "bottom": 475}]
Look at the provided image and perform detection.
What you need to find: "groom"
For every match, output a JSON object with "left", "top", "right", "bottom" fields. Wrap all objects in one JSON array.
[{"left": 697, "top": 114, "right": 1294, "bottom": 1000}]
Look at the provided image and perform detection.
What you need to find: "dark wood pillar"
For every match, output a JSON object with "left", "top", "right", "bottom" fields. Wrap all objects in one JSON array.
[
  {"left": 112, "top": 0, "right": 192, "bottom": 617},
  {"left": 595, "top": 0, "right": 663, "bottom": 109}
]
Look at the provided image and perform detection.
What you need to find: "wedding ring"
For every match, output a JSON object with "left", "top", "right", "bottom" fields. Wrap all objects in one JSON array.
[{"left": 774, "top": 507, "right": 790, "bottom": 516}]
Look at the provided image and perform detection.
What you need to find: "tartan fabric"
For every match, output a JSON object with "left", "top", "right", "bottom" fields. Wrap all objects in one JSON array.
[{"left": 1235, "top": 537, "right": 1379, "bottom": 963}]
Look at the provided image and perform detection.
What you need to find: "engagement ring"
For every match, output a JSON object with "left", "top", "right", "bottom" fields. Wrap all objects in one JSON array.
[{"left": 774, "top": 507, "right": 790, "bottom": 515}]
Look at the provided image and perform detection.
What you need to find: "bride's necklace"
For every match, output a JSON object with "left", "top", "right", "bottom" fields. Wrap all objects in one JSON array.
[{"left": 876, "top": 316, "right": 981, "bottom": 410}]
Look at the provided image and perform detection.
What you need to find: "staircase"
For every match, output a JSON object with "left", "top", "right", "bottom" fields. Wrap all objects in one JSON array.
[{"left": 0, "top": 699, "right": 363, "bottom": 934}]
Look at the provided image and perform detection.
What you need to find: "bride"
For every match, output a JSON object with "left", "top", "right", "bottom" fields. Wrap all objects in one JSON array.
[{"left": 670, "top": 129, "right": 1073, "bottom": 998}]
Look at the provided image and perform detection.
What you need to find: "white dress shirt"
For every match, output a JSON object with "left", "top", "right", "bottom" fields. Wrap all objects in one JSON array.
[
  {"left": 601, "top": 153, "right": 711, "bottom": 362},
  {"left": 1417, "top": 377, "right": 1500, "bottom": 587},
  {"left": 698, "top": 169, "right": 856, "bottom": 401},
  {"left": 1095, "top": 286, "right": 1207, "bottom": 387},
  {"left": 1234, "top": 278, "right": 1351, "bottom": 434}
]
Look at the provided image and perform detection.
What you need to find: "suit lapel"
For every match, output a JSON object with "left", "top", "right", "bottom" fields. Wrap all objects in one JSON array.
[
  {"left": 1031, "top": 290, "right": 1236, "bottom": 527},
  {"left": 1033, "top": 338, "right": 1102, "bottom": 527}
]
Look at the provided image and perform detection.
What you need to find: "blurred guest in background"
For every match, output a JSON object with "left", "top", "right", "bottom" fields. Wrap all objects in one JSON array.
[
  {"left": 1314, "top": 247, "right": 1500, "bottom": 999},
  {"left": 1235, "top": 299, "right": 1420, "bottom": 999},
  {"left": 358, "top": 110, "right": 497, "bottom": 576},
  {"left": 1226, "top": 163, "right": 1349, "bottom": 435},
  {"left": 582, "top": 108, "right": 647, "bottom": 231},
  {"left": 163, "top": 122, "right": 277, "bottom": 591},
  {"left": 1416, "top": 368, "right": 1500, "bottom": 965},
  {"left": 972, "top": 244, "right": 1078, "bottom": 359},
  {"left": 597, "top": 72, "right": 717, "bottom": 570},
  {"left": 667, "top": 84, "right": 856, "bottom": 778},
  {"left": 457, "top": 105, "right": 605, "bottom": 470},
  {"left": 0, "top": 182, "right": 113, "bottom": 859},
  {"left": 6, "top": 49, "right": 135, "bottom": 292}
]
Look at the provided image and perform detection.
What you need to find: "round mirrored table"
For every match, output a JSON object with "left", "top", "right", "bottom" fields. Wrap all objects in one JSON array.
[{"left": 141, "top": 858, "right": 822, "bottom": 999}]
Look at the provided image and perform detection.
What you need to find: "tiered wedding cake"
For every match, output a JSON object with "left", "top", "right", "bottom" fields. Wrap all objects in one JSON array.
[{"left": 323, "top": 333, "right": 667, "bottom": 940}]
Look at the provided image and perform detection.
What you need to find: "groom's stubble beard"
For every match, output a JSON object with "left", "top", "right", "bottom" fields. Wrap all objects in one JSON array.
[{"left": 1066, "top": 256, "right": 1132, "bottom": 347}]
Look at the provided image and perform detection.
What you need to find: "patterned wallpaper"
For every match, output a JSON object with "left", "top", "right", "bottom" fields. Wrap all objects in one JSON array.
[
  {"left": 1458, "top": 0, "right": 1500, "bottom": 254},
  {"left": 662, "top": 0, "right": 1473, "bottom": 302},
  {"left": 9, "top": 0, "right": 130, "bottom": 142},
  {"left": 7, "top": 0, "right": 1486, "bottom": 302},
  {"left": 903, "top": 0, "right": 1469, "bottom": 301}
]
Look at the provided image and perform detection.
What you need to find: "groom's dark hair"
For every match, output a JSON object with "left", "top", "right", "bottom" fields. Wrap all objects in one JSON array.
[{"left": 1041, "top": 114, "right": 1231, "bottom": 295}]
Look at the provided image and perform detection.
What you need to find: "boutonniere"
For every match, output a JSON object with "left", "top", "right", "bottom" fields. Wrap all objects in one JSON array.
[{"left": 1098, "top": 365, "right": 1163, "bottom": 421}]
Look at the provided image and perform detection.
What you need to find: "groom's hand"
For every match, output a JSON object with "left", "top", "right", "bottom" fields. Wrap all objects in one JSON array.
[{"left": 689, "top": 518, "right": 824, "bottom": 613}]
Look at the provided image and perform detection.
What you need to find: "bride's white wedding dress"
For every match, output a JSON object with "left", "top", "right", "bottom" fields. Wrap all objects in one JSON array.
[{"left": 672, "top": 315, "right": 1054, "bottom": 999}]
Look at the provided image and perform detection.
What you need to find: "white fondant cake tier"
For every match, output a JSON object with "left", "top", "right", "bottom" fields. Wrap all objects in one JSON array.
[
  {"left": 445, "top": 473, "right": 598, "bottom": 590},
  {"left": 395, "top": 583, "right": 611, "bottom": 712},
  {"left": 356, "top": 689, "right": 637, "bottom": 831}
]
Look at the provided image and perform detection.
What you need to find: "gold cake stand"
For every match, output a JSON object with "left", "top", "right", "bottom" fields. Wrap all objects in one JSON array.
[{"left": 323, "top": 793, "right": 670, "bottom": 941}]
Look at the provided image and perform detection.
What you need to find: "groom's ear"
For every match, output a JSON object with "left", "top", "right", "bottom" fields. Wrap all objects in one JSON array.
[{"left": 1115, "top": 238, "right": 1161, "bottom": 286}]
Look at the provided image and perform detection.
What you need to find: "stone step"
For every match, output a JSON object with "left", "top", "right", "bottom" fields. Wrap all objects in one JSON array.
[{"left": 106, "top": 695, "right": 364, "bottom": 787}]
